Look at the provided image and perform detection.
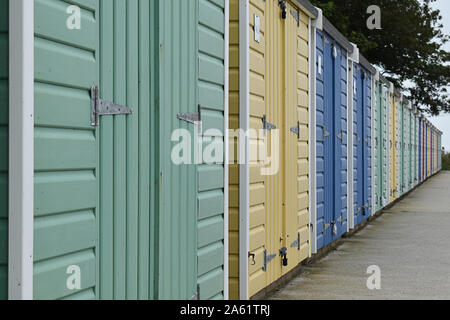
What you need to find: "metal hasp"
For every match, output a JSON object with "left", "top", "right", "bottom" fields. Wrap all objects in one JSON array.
[
  {"left": 177, "top": 105, "right": 202, "bottom": 134},
  {"left": 262, "top": 115, "right": 276, "bottom": 136},
  {"left": 279, "top": 247, "right": 288, "bottom": 267},
  {"left": 290, "top": 232, "right": 301, "bottom": 251},
  {"left": 263, "top": 250, "right": 277, "bottom": 272},
  {"left": 278, "top": 0, "right": 287, "bottom": 19},
  {"left": 290, "top": 122, "right": 301, "bottom": 139},
  {"left": 90, "top": 86, "right": 133, "bottom": 126}
]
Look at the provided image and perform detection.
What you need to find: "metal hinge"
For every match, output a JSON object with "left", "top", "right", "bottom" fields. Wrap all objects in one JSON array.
[
  {"left": 290, "top": 10, "right": 299, "bottom": 24},
  {"left": 262, "top": 115, "right": 276, "bottom": 136},
  {"left": 290, "top": 232, "right": 301, "bottom": 251},
  {"left": 189, "top": 285, "right": 200, "bottom": 300},
  {"left": 290, "top": 122, "right": 301, "bottom": 139},
  {"left": 263, "top": 250, "right": 277, "bottom": 272},
  {"left": 177, "top": 104, "right": 202, "bottom": 134},
  {"left": 322, "top": 221, "right": 330, "bottom": 234},
  {"left": 322, "top": 126, "right": 330, "bottom": 138},
  {"left": 90, "top": 86, "right": 133, "bottom": 126}
]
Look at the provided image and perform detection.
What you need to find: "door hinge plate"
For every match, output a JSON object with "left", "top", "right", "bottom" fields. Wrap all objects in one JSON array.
[
  {"left": 189, "top": 285, "right": 201, "bottom": 300},
  {"left": 91, "top": 86, "right": 133, "bottom": 126},
  {"left": 263, "top": 250, "right": 277, "bottom": 272},
  {"left": 177, "top": 105, "right": 202, "bottom": 134},
  {"left": 290, "top": 232, "right": 301, "bottom": 251},
  {"left": 263, "top": 115, "right": 277, "bottom": 136},
  {"left": 290, "top": 10, "right": 299, "bottom": 23},
  {"left": 290, "top": 122, "right": 301, "bottom": 138}
]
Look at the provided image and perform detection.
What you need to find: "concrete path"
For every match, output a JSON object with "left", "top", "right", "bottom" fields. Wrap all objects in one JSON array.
[{"left": 268, "top": 172, "right": 450, "bottom": 300}]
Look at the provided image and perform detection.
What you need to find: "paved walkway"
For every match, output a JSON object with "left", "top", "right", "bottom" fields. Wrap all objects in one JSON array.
[{"left": 268, "top": 171, "right": 450, "bottom": 300}]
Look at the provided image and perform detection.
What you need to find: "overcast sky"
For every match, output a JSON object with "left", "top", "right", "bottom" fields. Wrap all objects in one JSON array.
[{"left": 427, "top": 0, "right": 450, "bottom": 151}]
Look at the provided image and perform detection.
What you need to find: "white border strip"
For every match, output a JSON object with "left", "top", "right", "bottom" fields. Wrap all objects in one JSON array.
[
  {"left": 8, "top": 0, "right": 34, "bottom": 300},
  {"left": 238, "top": 0, "right": 249, "bottom": 300},
  {"left": 347, "top": 58, "right": 355, "bottom": 230},
  {"left": 223, "top": 0, "right": 230, "bottom": 300},
  {"left": 309, "top": 16, "right": 317, "bottom": 254},
  {"left": 385, "top": 86, "right": 390, "bottom": 206},
  {"left": 371, "top": 76, "right": 375, "bottom": 215}
]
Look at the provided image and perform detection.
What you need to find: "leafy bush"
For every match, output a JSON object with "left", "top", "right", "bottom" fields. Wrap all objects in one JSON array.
[{"left": 443, "top": 154, "right": 450, "bottom": 171}]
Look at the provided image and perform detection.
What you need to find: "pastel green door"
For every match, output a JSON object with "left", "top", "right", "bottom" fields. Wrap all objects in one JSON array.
[
  {"left": 33, "top": 0, "right": 100, "bottom": 299},
  {"left": 157, "top": 0, "right": 199, "bottom": 300},
  {"left": 33, "top": 0, "right": 158, "bottom": 300}
]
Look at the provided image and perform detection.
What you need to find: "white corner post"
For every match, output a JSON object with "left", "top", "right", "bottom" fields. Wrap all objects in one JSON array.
[
  {"left": 347, "top": 43, "right": 358, "bottom": 230},
  {"left": 238, "top": 0, "right": 249, "bottom": 300},
  {"left": 223, "top": 0, "right": 230, "bottom": 301},
  {"left": 385, "top": 85, "right": 391, "bottom": 206},
  {"left": 9, "top": 0, "right": 34, "bottom": 300},
  {"left": 370, "top": 73, "right": 376, "bottom": 216},
  {"left": 309, "top": 8, "right": 321, "bottom": 255}
]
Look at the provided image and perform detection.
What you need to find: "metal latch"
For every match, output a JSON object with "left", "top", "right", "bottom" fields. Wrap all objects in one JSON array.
[
  {"left": 331, "top": 221, "right": 338, "bottom": 236},
  {"left": 263, "top": 250, "right": 277, "bottom": 272},
  {"left": 337, "top": 132, "right": 343, "bottom": 142},
  {"left": 279, "top": 247, "right": 288, "bottom": 267},
  {"left": 278, "top": 0, "right": 287, "bottom": 19},
  {"left": 290, "top": 122, "right": 301, "bottom": 139},
  {"left": 90, "top": 86, "right": 133, "bottom": 126},
  {"left": 290, "top": 232, "right": 301, "bottom": 251},
  {"left": 262, "top": 115, "right": 276, "bottom": 136},
  {"left": 356, "top": 133, "right": 361, "bottom": 143}
]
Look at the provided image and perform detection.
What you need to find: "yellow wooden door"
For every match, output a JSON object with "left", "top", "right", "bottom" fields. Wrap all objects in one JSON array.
[
  {"left": 282, "top": 1, "right": 300, "bottom": 275},
  {"left": 264, "top": 0, "right": 284, "bottom": 286}
]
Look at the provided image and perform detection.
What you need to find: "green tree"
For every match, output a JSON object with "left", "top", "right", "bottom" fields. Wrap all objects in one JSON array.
[{"left": 310, "top": 0, "right": 450, "bottom": 115}]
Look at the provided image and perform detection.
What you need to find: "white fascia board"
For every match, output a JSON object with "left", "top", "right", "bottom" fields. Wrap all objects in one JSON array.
[
  {"left": 8, "top": 0, "right": 34, "bottom": 300},
  {"left": 311, "top": 7, "right": 323, "bottom": 30},
  {"left": 389, "top": 82, "right": 394, "bottom": 94},
  {"left": 374, "top": 69, "right": 380, "bottom": 82},
  {"left": 348, "top": 43, "right": 359, "bottom": 63},
  {"left": 238, "top": 0, "right": 250, "bottom": 301}
]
